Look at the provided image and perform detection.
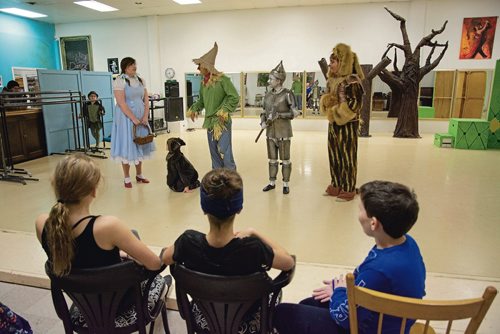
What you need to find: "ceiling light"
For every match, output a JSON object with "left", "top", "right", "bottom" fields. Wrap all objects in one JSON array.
[
  {"left": 172, "top": 0, "right": 201, "bottom": 5},
  {"left": 0, "top": 7, "right": 47, "bottom": 18},
  {"left": 74, "top": 1, "right": 118, "bottom": 12}
]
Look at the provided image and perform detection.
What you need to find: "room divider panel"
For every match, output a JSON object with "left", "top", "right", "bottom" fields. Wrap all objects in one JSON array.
[{"left": 38, "top": 70, "right": 113, "bottom": 154}]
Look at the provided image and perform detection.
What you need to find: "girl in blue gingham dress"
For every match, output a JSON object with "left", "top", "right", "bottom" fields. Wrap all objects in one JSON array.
[{"left": 111, "top": 57, "right": 155, "bottom": 187}]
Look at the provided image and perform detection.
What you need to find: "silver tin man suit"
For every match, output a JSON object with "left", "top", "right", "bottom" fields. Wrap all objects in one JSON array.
[{"left": 260, "top": 88, "right": 298, "bottom": 183}]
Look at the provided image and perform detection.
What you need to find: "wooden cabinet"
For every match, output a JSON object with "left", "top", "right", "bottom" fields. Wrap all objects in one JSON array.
[{"left": 2, "top": 109, "right": 47, "bottom": 164}]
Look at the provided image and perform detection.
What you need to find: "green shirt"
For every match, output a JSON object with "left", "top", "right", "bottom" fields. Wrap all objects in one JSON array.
[
  {"left": 189, "top": 74, "right": 239, "bottom": 130},
  {"left": 291, "top": 80, "right": 302, "bottom": 95}
]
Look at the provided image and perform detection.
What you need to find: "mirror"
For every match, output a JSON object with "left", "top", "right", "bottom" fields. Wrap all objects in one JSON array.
[
  {"left": 226, "top": 72, "right": 242, "bottom": 117},
  {"left": 185, "top": 72, "right": 203, "bottom": 115},
  {"left": 370, "top": 75, "right": 391, "bottom": 118},
  {"left": 242, "top": 71, "right": 299, "bottom": 117},
  {"left": 304, "top": 71, "right": 327, "bottom": 118}
]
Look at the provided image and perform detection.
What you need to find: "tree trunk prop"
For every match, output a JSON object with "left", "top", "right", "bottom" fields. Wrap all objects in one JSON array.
[
  {"left": 380, "top": 7, "right": 449, "bottom": 138},
  {"left": 360, "top": 58, "right": 391, "bottom": 137}
]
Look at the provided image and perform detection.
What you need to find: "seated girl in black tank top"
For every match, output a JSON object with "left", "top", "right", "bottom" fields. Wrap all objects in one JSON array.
[{"left": 35, "top": 154, "right": 165, "bottom": 315}]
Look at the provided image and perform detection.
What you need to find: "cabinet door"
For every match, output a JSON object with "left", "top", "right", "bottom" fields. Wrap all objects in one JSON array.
[
  {"left": 452, "top": 71, "right": 486, "bottom": 118},
  {"left": 463, "top": 71, "right": 486, "bottom": 118},
  {"left": 4, "top": 116, "right": 25, "bottom": 163},
  {"left": 22, "top": 113, "right": 47, "bottom": 160},
  {"left": 433, "top": 71, "right": 455, "bottom": 118}
]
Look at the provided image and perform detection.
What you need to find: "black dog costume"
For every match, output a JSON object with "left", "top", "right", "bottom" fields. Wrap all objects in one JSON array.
[{"left": 166, "top": 138, "right": 200, "bottom": 192}]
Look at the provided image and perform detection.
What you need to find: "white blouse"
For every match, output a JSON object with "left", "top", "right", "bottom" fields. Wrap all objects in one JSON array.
[{"left": 113, "top": 75, "right": 147, "bottom": 91}]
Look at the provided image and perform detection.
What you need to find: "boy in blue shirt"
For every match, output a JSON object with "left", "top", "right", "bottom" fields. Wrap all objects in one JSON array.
[{"left": 274, "top": 180, "right": 426, "bottom": 334}]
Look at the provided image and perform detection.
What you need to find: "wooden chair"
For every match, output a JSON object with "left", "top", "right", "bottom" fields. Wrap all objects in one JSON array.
[
  {"left": 45, "top": 260, "right": 172, "bottom": 334},
  {"left": 170, "top": 257, "right": 296, "bottom": 334},
  {"left": 346, "top": 273, "right": 497, "bottom": 334}
]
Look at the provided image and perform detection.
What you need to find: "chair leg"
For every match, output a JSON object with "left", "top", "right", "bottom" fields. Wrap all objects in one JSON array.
[
  {"left": 161, "top": 306, "right": 170, "bottom": 334},
  {"left": 149, "top": 320, "right": 156, "bottom": 334}
]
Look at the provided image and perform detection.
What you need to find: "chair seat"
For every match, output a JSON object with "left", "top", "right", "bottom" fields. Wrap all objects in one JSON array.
[{"left": 70, "top": 274, "right": 165, "bottom": 329}]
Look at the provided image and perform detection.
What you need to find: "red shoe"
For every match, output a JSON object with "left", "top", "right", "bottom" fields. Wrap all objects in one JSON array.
[
  {"left": 136, "top": 176, "right": 150, "bottom": 184},
  {"left": 124, "top": 181, "right": 132, "bottom": 188},
  {"left": 325, "top": 184, "right": 340, "bottom": 197},
  {"left": 336, "top": 190, "right": 356, "bottom": 202}
]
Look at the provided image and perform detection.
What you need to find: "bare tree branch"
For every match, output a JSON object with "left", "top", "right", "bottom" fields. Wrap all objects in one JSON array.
[
  {"left": 393, "top": 49, "right": 400, "bottom": 73},
  {"left": 420, "top": 41, "right": 449, "bottom": 78},
  {"left": 416, "top": 20, "right": 448, "bottom": 49},
  {"left": 388, "top": 43, "right": 406, "bottom": 52},
  {"left": 382, "top": 44, "right": 394, "bottom": 59},
  {"left": 379, "top": 68, "right": 404, "bottom": 88},
  {"left": 425, "top": 44, "right": 437, "bottom": 67},
  {"left": 385, "top": 7, "right": 411, "bottom": 56}
]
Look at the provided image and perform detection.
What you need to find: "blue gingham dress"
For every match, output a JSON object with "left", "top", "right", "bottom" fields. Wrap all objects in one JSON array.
[{"left": 111, "top": 76, "right": 155, "bottom": 164}]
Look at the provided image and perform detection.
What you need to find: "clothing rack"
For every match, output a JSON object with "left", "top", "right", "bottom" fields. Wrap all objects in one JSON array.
[{"left": 0, "top": 90, "right": 86, "bottom": 185}]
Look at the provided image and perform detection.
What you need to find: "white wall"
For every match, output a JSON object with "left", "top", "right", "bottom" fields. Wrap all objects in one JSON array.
[{"left": 55, "top": 0, "right": 500, "bottom": 124}]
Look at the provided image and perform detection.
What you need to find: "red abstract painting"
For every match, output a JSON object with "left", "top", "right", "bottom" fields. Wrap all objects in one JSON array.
[{"left": 459, "top": 16, "right": 497, "bottom": 59}]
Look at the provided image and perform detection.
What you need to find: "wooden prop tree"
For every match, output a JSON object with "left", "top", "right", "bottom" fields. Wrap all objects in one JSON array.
[{"left": 380, "top": 7, "right": 448, "bottom": 138}]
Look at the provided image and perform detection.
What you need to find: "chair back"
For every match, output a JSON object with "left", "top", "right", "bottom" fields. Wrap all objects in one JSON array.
[
  {"left": 171, "top": 262, "right": 295, "bottom": 334},
  {"left": 45, "top": 260, "right": 152, "bottom": 334},
  {"left": 346, "top": 273, "right": 497, "bottom": 334}
]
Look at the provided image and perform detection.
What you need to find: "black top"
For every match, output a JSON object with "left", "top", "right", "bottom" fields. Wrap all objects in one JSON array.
[
  {"left": 42, "top": 215, "right": 121, "bottom": 269},
  {"left": 173, "top": 229, "right": 274, "bottom": 276}
]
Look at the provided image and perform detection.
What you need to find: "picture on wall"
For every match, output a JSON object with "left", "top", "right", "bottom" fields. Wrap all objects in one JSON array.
[
  {"left": 60, "top": 35, "right": 93, "bottom": 71},
  {"left": 107, "top": 58, "right": 119, "bottom": 74},
  {"left": 459, "top": 16, "right": 497, "bottom": 59}
]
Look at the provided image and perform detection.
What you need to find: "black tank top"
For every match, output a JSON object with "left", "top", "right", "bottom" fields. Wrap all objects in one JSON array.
[{"left": 42, "top": 215, "right": 121, "bottom": 269}]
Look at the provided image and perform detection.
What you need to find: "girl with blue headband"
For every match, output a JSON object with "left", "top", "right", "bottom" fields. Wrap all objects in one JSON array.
[{"left": 161, "top": 168, "right": 294, "bottom": 332}]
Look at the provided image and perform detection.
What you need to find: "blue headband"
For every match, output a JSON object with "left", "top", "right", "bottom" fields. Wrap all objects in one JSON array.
[{"left": 200, "top": 186, "right": 243, "bottom": 219}]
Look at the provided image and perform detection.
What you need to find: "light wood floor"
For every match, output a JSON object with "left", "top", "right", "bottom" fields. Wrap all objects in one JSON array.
[{"left": 1, "top": 130, "right": 499, "bottom": 279}]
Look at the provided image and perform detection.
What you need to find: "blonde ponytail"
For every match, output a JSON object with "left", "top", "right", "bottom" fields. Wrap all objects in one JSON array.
[
  {"left": 46, "top": 202, "right": 74, "bottom": 276},
  {"left": 45, "top": 153, "right": 101, "bottom": 277}
]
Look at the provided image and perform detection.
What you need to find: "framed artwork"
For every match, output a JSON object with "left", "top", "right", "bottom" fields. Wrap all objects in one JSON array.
[
  {"left": 60, "top": 35, "right": 93, "bottom": 70},
  {"left": 459, "top": 16, "right": 497, "bottom": 59},
  {"left": 107, "top": 58, "right": 119, "bottom": 74}
]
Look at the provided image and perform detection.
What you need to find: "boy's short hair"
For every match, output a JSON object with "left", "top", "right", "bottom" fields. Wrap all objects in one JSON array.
[
  {"left": 360, "top": 181, "right": 419, "bottom": 238},
  {"left": 87, "top": 91, "right": 98, "bottom": 98}
]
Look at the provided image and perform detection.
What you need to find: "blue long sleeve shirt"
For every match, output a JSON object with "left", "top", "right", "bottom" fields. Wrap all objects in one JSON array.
[{"left": 330, "top": 235, "right": 426, "bottom": 334}]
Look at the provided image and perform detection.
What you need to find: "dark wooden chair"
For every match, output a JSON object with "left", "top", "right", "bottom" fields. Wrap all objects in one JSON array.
[
  {"left": 45, "top": 260, "right": 171, "bottom": 334},
  {"left": 170, "top": 257, "right": 296, "bottom": 334}
]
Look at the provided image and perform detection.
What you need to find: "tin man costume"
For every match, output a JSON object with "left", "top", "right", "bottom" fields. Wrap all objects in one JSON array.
[{"left": 260, "top": 61, "right": 299, "bottom": 195}]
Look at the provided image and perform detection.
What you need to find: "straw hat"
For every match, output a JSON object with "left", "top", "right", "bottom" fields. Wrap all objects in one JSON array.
[{"left": 193, "top": 42, "right": 220, "bottom": 75}]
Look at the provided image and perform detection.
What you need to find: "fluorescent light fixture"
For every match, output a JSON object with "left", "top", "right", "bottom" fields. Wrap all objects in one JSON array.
[
  {"left": 74, "top": 1, "right": 118, "bottom": 12},
  {"left": 172, "top": 0, "right": 201, "bottom": 4},
  {"left": 0, "top": 7, "right": 47, "bottom": 18}
]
